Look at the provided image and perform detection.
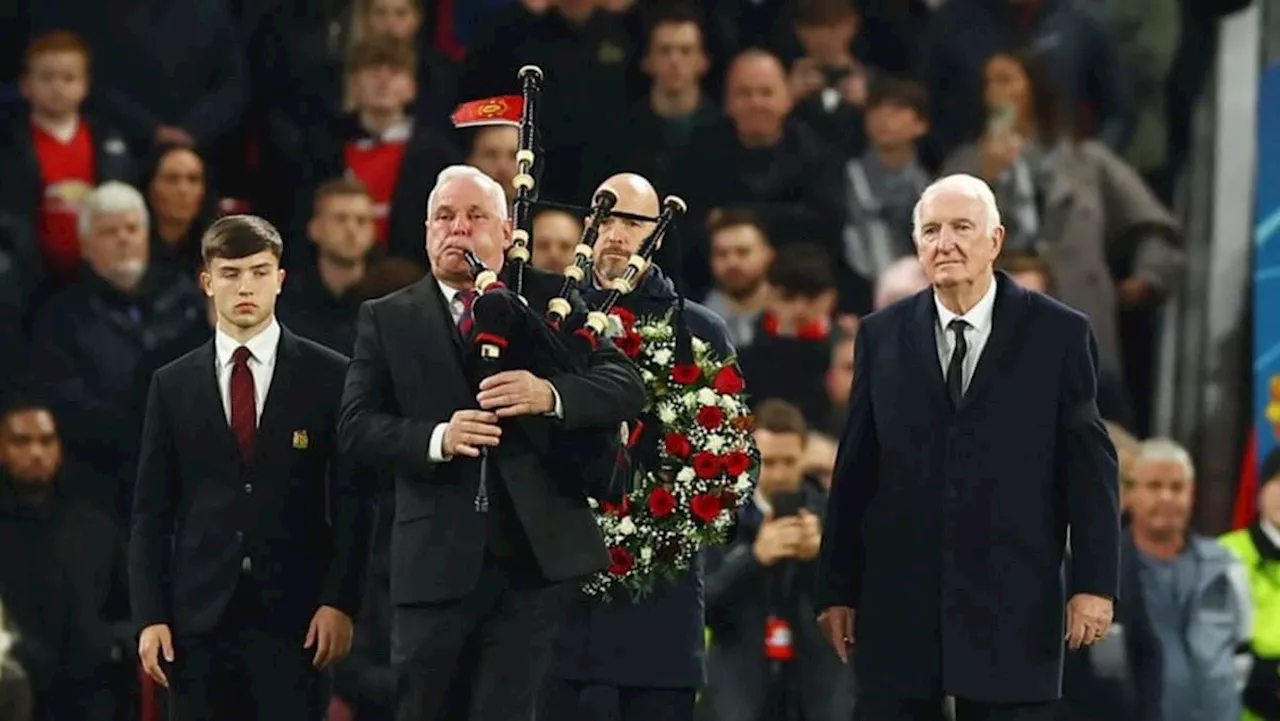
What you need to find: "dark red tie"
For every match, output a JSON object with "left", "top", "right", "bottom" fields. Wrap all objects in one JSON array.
[
  {"left": 457, "top": 289, "right": 479, "bottom": 339},
  {"left": 230, "top": 346, "right": 256, "bottom": 461}
]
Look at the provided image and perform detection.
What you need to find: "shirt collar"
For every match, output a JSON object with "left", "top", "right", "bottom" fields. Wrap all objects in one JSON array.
[
  {"left": 437, "top": 278, "right": 473, "bottom": 306},
  {"left": 1261, "top": 519, "right": 1280, "bottom": 550},
  {"left": 934, "top": 274, "right": 997, "bottom": 333},
  {"left": 215, "top": 317, "right": 281, "bottom": 367}
]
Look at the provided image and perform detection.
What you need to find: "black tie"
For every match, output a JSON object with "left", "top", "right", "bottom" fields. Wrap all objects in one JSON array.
[{"left": 946, "top": 319, "right": 969, "bottom": 408}]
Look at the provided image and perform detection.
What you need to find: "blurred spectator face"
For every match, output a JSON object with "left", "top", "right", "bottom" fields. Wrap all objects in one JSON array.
[
  {"left": 21, "top": 49, "right": 88, "bottom": 119},
  {"left": 794, "top": 14, "right": 857, "bottom": 66},
  {"left": 874, "top": 257, "right": 929, "bottom": 309},
  {"left": 1010, "top": 267, "right": 1049, "bottom": 293},
  {"left": 1260, "top": 475, "right": 1280, "bottom": 527},
  {"left": 769, "top": 289, "right": 835, "bottom": 330},
  {"left": 644, "top": 21, "right": 708, "bottom": 94},
  {"left": 366, "top": 0, "right": 421, "bottom": 41},
  {"left": 710, "top": 223, "right": 772, "bottom": 299},
  {"left": 914, "top": 187, "right": 1003, "bottom": 290},
  {"left": 83, "top": 207, "right": 148, "bottom": 290},
  {"left": 983, "top": 54, "right": 1030, "bottom": 120},
  {"left": 1128, "top": 458, "right": 1194, "bottom": 542},
  {"left": 204, "top": 250, "right": 285, "bottom": 332},
  {"left": 755, "top": 428, "right": 806, "bottom": 496},
  {"left": 468, "top": 127, "right": 519, "bottom": 202},
  {"left": 0, "top": 407, "right": 62, "bottom": 490},
  {"left": 593, "top": 176, "right": 660, "bottom": 283},
  {"left": 149, "top": 148, "right": 206, "bottom": 227},
  {"left": 310, "top": 192, "right": 375, "bottom": 263},
  {"left": 804, "top": 432, "right": 837, "bottom": 491},
  {"left": 352, "top": 64, "right": 416, "bottom": 114},
  {"left": 825, "top": 334, "right": 854, "bottom": 407},
  {"left": 532, "top": 210, "right": 581, "bottom": 272},
  {"left": 725, "top": 53, "right": 792, "bottom": 146},
  {"left": 866, "top": 101, "right": 927, "bottom": 152},
  {"left": 427, "top": 175, "right": 512, "bottom": 282}
]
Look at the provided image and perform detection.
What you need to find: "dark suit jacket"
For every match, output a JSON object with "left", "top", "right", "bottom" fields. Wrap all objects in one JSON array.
[
  {"left": 129, "top": 326, "right": 371, "bottom": 637},
  {"left": 815, "top": 271, "right": 1120, "bottom": 703},
  {"left": 337, "top": 269, "right": 646, "bottom": 606}
]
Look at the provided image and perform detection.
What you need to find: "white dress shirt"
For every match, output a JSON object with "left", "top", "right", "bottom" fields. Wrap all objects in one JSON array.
[
  {"left": 427, "top": 279, "right": 564, "bottom": 462},
  {"left": 214, "top": 319, "right": 282, "bottom": 423},
  {"left": 933, "top": 275, "right": 997, "bottom": 394}
]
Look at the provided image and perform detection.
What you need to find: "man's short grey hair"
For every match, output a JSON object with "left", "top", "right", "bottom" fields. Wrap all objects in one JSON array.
[
  {"left": 78, "top": 181, "right": 149, "bottom": 240},
  {"left": 426, "top": 165, "right": 509, "bottom": 223},
  {"left": 1133, "top": 437, "right": 1196, "bottom": 481},
  {"left": 912, "top": 173, "right": 1002, "bottom": 242}
]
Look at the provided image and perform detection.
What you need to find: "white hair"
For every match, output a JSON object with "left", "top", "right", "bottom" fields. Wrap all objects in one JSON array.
[
  {"left": 874, "top": 257, "right": 929, "bottom": 309},
  {"left": 911, "top": 173, "right": 1002, "bottom": 242},
  {"left": 425, "top": 165, "right": 509, "bottom": 223},
  {"left": 78, "top": 181, "right": 149, "bottom": 240},
  {"left": 1132, "top": 437, "right": 1196, "bottom": 481}
]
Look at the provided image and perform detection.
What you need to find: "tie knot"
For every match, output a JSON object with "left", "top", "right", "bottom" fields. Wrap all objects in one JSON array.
[
  {"left": 232, "top": 346, "right": 252, "bottom": 367},
  {"left": 458, "top": 289, "right": 479, "bottom": 308},
  {"left": 947, "top": 319, "right": 969, "bottom": 337}
]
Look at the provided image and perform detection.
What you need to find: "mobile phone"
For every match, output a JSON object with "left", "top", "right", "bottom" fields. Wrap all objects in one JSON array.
[
  {"left": 770, "top": 490, "right": 807, "bottom": 518},
  {"left": 986, "top": 103, "right": 1017, "bottom": 136}
]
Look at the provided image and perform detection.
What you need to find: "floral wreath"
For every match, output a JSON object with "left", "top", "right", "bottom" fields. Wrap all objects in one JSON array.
[{"left": 583, "top": 305, "right": 758, "bottom": 601}]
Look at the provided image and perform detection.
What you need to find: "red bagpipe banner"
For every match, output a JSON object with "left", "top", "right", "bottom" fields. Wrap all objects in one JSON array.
[
  {"left": 451, "top": 95, "right": 523, "bottom": 128},
  {"left": 1232, "top": 429, "right": 1259, "bottom": 529}
]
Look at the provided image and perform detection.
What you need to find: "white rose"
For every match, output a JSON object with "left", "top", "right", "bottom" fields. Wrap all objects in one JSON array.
[
  {"left": 677, "top": 467, "right": 696, "bottom": 483},
  {"left": 618, "top": 517, "right": 636, "bottom": 535},
  {"left": 652, "top": 348, "right": 673, "bottom": 366},
  {"left": 641, "top": 369, "right": 656, "bottom": 384},
  {"left": 588, "top": 497, "right": 599, "bottom": 509},
  {"left": 691, "top": 337, "right": 707, "bottom": 353},
  {"left": 706, "top": 435, "right": 725, "bottom": 452},
  {"left": 719, "top": 394, "right": 738, "bottom": 410},
  {"left": 682, "top": 394, "right": 698, "bottom": 409},
  {"left": 658, "top": 403, "right": 678, "bottom": 425},
  {"left": 696, "top": 388, "right": 718, "bottom": 406},
  {"left": 640, "top": 547, "right": 653, "bottom": 563},
  {"left": 735, "top": 475, "right": 752, "bottom": 492}
]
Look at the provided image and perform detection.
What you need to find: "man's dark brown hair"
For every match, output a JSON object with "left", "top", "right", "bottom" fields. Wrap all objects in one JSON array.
[
  {"left": 997, "top": 251, "right": 1053, "bottom": 292},
  {"left": 866, "top": 76, "right": 930, "bottom": 121},
  {"left": 647, "top": 2, "right": 705, "bottom": 38},
  {"left": 201, "top": 215, "right": 284, "bottom": 266},
  {"left": 707, "top": 208, "right": 769, "bottom": 242},
  {"left": 347, "top": 37, "right": 416, "bottom": 75},
  {"left": 314, "top": 177, "right": 371, "bottom": 210},
  {"left": 767, "top": 242, "right": 836, "bottom": 298},
  {"left": 795, "top": 0, "right": 857, "bottom": 27},
  {"left": 754, "top": 398, "right": 809, "bottom": 439}
]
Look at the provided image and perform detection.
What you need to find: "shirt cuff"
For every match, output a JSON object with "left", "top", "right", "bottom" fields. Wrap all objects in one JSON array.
[
  {"left": 427, "top": 422, "right": 451, "bottom": 463},
  {"left": 546, "top": 383, "right": 564, "bottom": 419}
]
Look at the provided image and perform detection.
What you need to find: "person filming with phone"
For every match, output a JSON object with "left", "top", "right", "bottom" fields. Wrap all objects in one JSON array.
[{"left": 701, "top": 399, "right": 855, "bottom": 721}]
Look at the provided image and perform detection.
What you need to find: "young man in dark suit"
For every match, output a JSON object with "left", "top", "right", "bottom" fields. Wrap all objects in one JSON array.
[
  {"left": 129, "top": 214, "right": 371, "bottom": 720},
  {"left": 338, "top": 164, "right": 645, "bottom": 721},
  {"left": 816, "top": 174, "right": 1121, "bottom": 721}
]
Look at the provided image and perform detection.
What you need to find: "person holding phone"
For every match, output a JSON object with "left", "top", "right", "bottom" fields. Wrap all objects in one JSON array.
[{"left": 701, "top": 399, "right": 855, "bottom": 721}]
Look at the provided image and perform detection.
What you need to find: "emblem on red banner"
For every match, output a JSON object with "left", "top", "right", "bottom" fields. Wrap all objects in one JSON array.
[{"left": 451, "top": 95, "right": 524, "bottom": 128}]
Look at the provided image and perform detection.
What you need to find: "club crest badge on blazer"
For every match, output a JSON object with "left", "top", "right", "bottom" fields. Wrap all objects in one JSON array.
[{"left": 292, "top": 430, "right": 309, "bottom": 450}]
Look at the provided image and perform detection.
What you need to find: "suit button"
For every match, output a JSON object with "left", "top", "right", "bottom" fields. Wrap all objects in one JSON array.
[
  {"left": 241, "top": 556, "right": 252, "bottom": 573},
  {"left": 243, "top": 483, "right": 253, "bottom": 494}
]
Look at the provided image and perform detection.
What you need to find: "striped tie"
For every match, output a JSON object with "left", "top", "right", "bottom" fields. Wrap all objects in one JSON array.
[{"left": 457, "top": 289, "right": 479, "bottom": 339}]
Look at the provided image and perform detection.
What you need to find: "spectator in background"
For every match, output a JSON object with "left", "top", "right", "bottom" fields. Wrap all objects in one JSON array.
[
  {"left": 0, "top": 31, "right": 133, "bottom": 289},
  {"left": 1219, "top": 448, "right": 1280, "bottom": 721},
  {"left": 1, "top": 213, "right": 37, "bottom": 396},
  {"left": 0, "top": 398, "right": 132, "bottom": 721},
  {"left": 1126, "top": 438, "right": 1252, "bottom": 721},
  {"left": 530, "top": 207, "right": 582, "bottom": 272},
  {"left": 703, "top": 399, "right": 854, "bottom": 721},
  {"left": 821, "top": 330, "right": 854, "bottom": 436},
  {"left": 143, "top": 143, "right": 214, "bottom": 279},
  {"left": 465, "top": 125, "right": 519, "bottom": 204},
  {"left": 803, "top": 431, "right": 838, "bottom": 492},
  {"left": 674, "top": 49, "right": 843, "bottom": 299},
  {"left": 786, "top": 0, "right": 868, "bottom": 158},
  {"left": 701, "top": 210, "right": 773, "bottom": 349},
  {"left": 29, "top": 182, "right": 206, "bottom": 524},
  {"left": 943, "top": 48, "right": 1182, "bottom": 379},
  {"left": 348, "top": 0, "right": 460, "bottom": 131},
  {"left": 326, "top": 37, "right": 458, "bottom": 262},
  {"left": 0, "top": 599, "right": 33, "bottom": 721},
  {"left": 838, "top": 77, "right": 931, "bottom": 316},
  {"left": 872, "top": 255, "right": 928, "bottom": 310},
  {"left": 737, "top": 243, "right": 837, "bottom": 425},
  {"left": 920, "top": 0, "right": 1135, "bottom": 166},
  {"left": 278, "top": 178, "right": 378, "bottom": 355}
]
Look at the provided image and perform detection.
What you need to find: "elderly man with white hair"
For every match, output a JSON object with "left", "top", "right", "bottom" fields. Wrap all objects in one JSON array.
[
  {"left": 816, "top": 174, "right": 1121, "bottom": 721},
  {"left": 339, "top": 165, "right": 644, "bottom": 721},
  {"left": 29, "top": 181, "right": 205, "bottom": 521}
]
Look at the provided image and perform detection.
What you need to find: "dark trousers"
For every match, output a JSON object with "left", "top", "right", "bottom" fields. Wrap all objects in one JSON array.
[
  {"left": 538, "top": 679, "right": 696, "bottom": 721},
  {"left": 392, "top": 559, "right": 573, "bottom": 721},
  {"left": 168, "top": 576, "right": 325, "bottom": 721},
  {"left": 855, "top": 696, "right": 1055, "bottom": 721}
]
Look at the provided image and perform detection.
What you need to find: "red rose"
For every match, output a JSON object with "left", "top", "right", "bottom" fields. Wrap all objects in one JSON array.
[
  {"left": 690, "top": 493, "right": 723, "bottom": 524},
  {"left": 693, "top": 452, "right": 722, "bottom": 479},
  {"left": 722, "top": 450, "right": 751, "bottom": 476},
  {"left": 601, "top": 494, "right": 630, "bottom": 517},
  {"left": 648, "top": 486, "right": 676, "bottom": 517},
  {"left": 718, "top": 489, "right": 739, "bottom": 510},
  {"left": 610, "top": 306, "right": 637, "bottom": 328},
  {"left": 608, "top": 546, "right": 635, "bottom": 575},
  {"left": 696, "top": 405, "right": 724, "bottom": 430},
  {"left": 711, "top": 365, "right": 745, "bottom": 394},
  {"left": 616, "top": 330, "right": 642, "bottom": 358},
  {"left": 671, "top": 363, "right": 701, "bottom": 385},
  {"left": 663, "top": 432, "right": 692, "bottom": 459}
]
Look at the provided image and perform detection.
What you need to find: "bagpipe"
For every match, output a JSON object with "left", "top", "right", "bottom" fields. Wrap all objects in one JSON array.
[{"left": 450, "top": 65, "right": 687, "bottom": 509}]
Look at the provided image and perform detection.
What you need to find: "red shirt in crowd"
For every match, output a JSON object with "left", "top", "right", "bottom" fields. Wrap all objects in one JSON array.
[
  {"left": 31, "top": 117, "right": 97, "bottom": 282},
  {"left": 343, "top": 120, "right": 412, "bottom": 246}
]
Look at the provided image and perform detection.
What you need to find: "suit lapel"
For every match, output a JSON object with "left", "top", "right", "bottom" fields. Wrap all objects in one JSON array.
[
  {"left": 907, "top": 291, "right": 950, "bottom": 413},
  {"left": 190, "top": 340, "right": 241, "bottom": 463},
  {"left": 251, "top": 326, "right": 300, "bottom": 468},
  {"left": 959, "top": 272, "right": 1030, "bottom": 411},
  {"left": 408, "top": 277, "right": 472, "bottom": 399}
]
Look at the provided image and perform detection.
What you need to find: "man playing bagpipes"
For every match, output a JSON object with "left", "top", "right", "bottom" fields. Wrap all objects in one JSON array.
[{"left": 539, "top": 173, "right": 748, "bottom": 721}]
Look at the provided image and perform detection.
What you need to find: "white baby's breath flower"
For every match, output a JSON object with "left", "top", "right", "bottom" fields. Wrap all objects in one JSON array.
[
  {"left": 677, "top": 467, "right": 696, "bottom": 483},
  {"left": 735, "top": 475, "right": 753, "bottom": 492},
  {"left": 696, "top": 388, "right": 718, "bottom": 406},
  {"left": 652, "top": 348, "right": 673, "bottom": 366},
  {"left": 618, "top": 517, "right": 636, "bottom": 535}
]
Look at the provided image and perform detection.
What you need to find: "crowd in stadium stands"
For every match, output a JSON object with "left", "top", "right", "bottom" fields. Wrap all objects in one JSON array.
[{"left": 0, "top": 0, "right": 1275, "bottom": 719}]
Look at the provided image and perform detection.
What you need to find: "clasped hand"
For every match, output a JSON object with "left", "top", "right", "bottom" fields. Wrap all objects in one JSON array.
[
  {"left": 443, "top": 371, "right": 555, "bottom": 458},
  {"left": 752, "top": 508, "right": 822, "bottom": 566}
]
